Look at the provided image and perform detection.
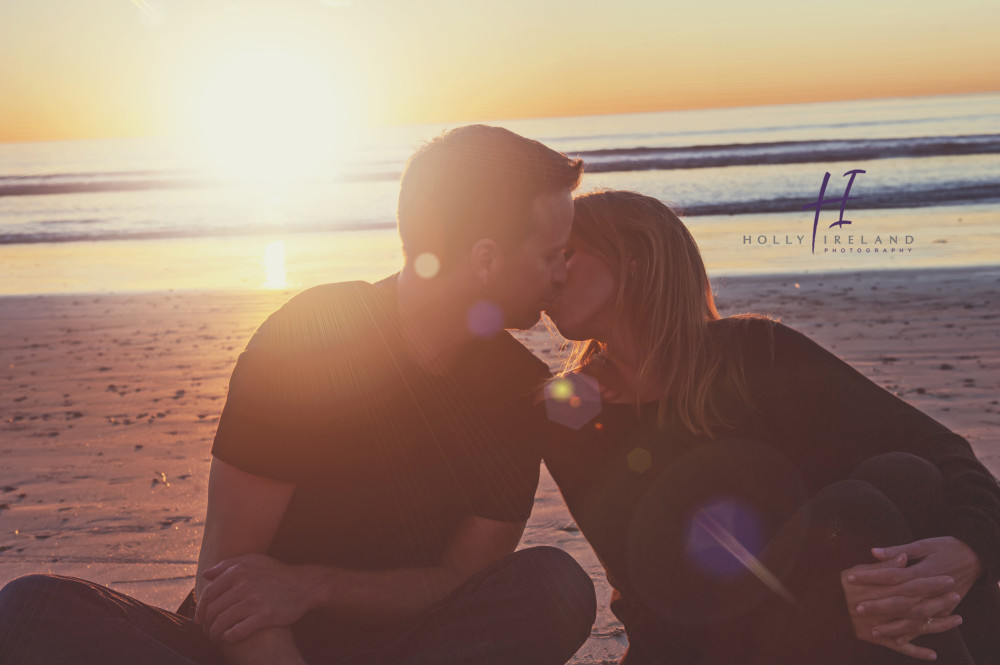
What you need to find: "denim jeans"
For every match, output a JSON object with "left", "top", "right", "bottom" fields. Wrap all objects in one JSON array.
[{"left": 0, "top": 546, "right": 596, "bottom": 665}]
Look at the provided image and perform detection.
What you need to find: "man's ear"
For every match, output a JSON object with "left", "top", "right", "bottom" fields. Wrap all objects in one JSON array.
[{"left": 469, "top": 238, "right": 502, "bottom": 283}]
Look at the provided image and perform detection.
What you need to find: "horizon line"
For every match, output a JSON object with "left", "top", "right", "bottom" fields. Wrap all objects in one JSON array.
[{"left": 3, "top": 88, "right": 999, "bottom": 146}]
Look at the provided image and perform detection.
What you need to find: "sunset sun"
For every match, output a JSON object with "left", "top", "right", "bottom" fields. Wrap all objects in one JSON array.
[{"left": 195, "top": 44, "right": 347, "bottom": 182}]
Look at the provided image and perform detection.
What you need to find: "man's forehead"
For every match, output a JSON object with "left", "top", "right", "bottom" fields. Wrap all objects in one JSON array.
[
  {"left": 529, "top": 188, "right": 573, "bottom": 212},
  {"left": 527, "top": 189, "right": 573, "bottom": 237}
]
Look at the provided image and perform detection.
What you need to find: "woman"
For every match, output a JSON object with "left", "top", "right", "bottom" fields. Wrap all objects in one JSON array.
[{"left": 540, "top": 190, "right": 1000, "bottom": 665}]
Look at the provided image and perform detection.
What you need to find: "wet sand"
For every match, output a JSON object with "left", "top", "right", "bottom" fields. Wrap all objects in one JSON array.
[{"left": 1, "top": 265, "right": 998, "bottom": 664}]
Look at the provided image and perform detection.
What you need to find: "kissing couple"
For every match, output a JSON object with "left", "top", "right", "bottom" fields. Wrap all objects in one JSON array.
[{"left": 2, "top": 125, "right": 998, "bottom": 665}]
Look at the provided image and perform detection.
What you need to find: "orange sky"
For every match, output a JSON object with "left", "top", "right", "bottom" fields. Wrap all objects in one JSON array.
[{"left": 1, "top": 0, "right": 998, "bottom": 143}]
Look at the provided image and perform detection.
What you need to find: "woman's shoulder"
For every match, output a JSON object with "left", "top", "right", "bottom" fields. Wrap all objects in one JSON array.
[
  {"left": 707, "top": 315, "right": 833, "bottom": 381},
  {"left": 708, "top": 314, "right": 781, "bottom": 362},
  {"left": 711, "top": 315, "right": 886, "bottom": 399},
  {"left": 714, "top": 312, "right": 831, "bottom": 342},
  {"left": 709, "top": 313, "right": 780, "bottom": 333}
]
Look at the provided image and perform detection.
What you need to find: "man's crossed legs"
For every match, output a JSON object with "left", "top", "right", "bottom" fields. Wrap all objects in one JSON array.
[{"left": 0, "top": 546, "right": 596, "bottom": 665}]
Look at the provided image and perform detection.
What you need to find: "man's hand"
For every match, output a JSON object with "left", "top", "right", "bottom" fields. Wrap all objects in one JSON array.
[
  {"left": 845, "top": 537, "right": 982, "bottom": 649},
  {"left": 195, "top": 553, "right": 320, "bottom": 644},
  {"left": 842, "top": 552, "right": 961, "bottom": 660}
]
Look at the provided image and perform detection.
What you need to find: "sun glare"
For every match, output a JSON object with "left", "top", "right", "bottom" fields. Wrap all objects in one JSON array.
[
  {"left": 196, "top": 45, "right": 347, "bottom": 182},
  {"left": 263, "top": 240, "right": 288, "bottom": 289}
]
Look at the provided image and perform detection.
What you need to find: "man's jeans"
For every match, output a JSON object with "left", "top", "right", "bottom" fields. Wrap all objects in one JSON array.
[{"left": 0, "top": 546, "right": 596, "bottom": 665}]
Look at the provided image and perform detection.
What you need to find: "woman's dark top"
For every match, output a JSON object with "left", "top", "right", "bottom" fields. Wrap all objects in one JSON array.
[{"left": 541, "top": 316, "right": 1000, "bottom": 654}]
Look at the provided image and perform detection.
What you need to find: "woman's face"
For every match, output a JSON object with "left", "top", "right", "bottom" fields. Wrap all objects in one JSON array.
[{"left": 545, "top": 240, "right": 618, "bottom": 341}]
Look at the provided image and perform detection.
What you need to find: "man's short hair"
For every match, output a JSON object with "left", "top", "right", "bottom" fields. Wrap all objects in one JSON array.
[{"left": 397, "top": 125, "right": 584, "bottom": 271}]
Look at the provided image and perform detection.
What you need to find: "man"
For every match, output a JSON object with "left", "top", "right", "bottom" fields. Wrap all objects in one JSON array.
[{"left": 0, "top": 125, "right": 596, "bottom": 665}]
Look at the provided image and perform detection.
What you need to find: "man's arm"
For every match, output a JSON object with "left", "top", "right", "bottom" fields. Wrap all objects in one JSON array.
[
  {"left": 310, "top": 513, "right": 524, "bottom": 622},
  {"left": 198, "top": 513, "right": 525, "bottom": 642},
  {"left": 194, "top": 457, "right": 303, "bottom": 665}
]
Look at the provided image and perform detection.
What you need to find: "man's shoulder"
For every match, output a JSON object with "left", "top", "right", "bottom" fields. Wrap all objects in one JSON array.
[
  {"left": 226, "top": 280, "right": 395, "bottom": 414},
  {"left": 248, "top": 280, "right": 388, "bottom": 355},
  {"left": 459, "top": 331, "right": 551, "bottom": 405},
  {"left": 270, "top": 280, "right": 383, "bottom": 323}
]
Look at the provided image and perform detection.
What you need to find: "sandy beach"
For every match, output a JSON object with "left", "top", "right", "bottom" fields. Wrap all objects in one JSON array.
[{"left": 2, "top": 265, "right": 998, "bottom": 664}]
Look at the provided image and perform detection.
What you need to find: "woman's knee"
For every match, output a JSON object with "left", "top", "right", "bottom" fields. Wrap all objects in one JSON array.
[
  {"left": 851, "top": 452, "right": 943, "bottom": 494},
  {"left": 850, "top": 453, "right": 944, "bottom": 531},
  {"left": 804, "top": 480, "right": 914, "bottom": 567}
]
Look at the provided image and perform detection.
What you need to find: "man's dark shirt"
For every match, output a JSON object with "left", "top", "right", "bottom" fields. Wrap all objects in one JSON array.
[{"left": 211, "top": 274, "right": 550, "bottom": 570}]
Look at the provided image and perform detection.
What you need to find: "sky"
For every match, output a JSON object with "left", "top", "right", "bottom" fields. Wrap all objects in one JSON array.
[{"left": 1, "top": 0, "right": 999, "bottom": 143}]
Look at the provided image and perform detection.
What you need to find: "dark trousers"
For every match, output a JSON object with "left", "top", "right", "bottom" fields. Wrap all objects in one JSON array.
[
  {"left": 0, "top": 546, "right": 596, "bottom": 665},
  {"left": 619, "top": 443, "right": 1000, "bottom": 665}
]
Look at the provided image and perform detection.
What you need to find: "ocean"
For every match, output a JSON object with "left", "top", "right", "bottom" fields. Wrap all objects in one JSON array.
[{"left": 2, "top": 92, "right": 999, "bottom": 295}]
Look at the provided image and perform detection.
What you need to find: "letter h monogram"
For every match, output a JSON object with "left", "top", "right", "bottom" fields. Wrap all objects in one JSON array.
[{"left": 803, "top": 169, "right": 865, "bottom": 254}]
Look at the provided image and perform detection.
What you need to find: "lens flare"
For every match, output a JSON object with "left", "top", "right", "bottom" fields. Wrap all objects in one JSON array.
[
  {"left": 414, "top": 252, "right": 440, "bottom": 279},
  {"left": 467, "top": 301, "right": 503, "bottom": 338},
  {"left": 543, "top": 373, "right": 601, "bottom": 430},
  {"left": 548, "top": 378, "right": 574, "bottom": 401},
  {"left": 686, "top": 498, "right": 796, "bottom": 605},
  {"left": 627, "top": 447, "right": 653, "bottom": 473}
]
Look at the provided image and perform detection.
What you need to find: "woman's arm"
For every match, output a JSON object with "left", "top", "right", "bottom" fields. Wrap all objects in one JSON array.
[
  {"left": 743, "top": 320, "right": 999, "bottom": 653},
  {"left": 746, "top": 320, "right": 1000, "bottom": 581}
]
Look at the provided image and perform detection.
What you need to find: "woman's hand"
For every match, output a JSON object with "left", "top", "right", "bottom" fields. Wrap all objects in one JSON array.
[
  {"left": 841, "top": 552, "right": 960, "bottom": 660},
  {"left": 846, "top": 537, "right": 982, "bottom": 648}
]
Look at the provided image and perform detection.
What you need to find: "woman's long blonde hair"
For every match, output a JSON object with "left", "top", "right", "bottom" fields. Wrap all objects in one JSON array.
[{"left": 562, "top": 190, "right": 770, "bottom": 437}]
